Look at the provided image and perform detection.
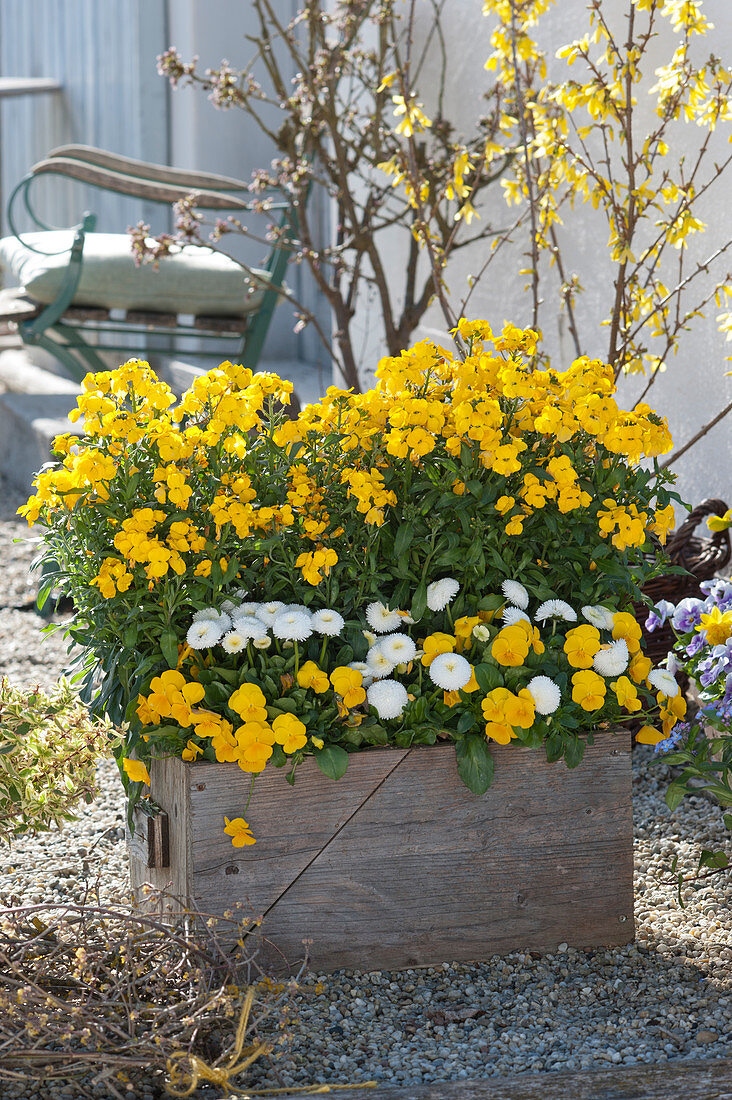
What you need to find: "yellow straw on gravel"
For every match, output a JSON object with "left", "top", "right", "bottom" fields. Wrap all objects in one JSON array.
[{"left": 165, "top": 986, "right": 378, "bottom": 1097}]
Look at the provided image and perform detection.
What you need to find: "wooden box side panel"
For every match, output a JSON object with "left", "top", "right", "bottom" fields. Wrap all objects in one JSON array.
[
  {"left": 171, "top": 732, "right": 633, "bottom": 972},
  {"left": 259, "top": 733, "right": 634, "bottom": 970},
  {"left": 187, "top": 747, "right": 410, "bottom": 918},
  {"left": 128, "top": 756, "right": 192, "bottom": 916}
]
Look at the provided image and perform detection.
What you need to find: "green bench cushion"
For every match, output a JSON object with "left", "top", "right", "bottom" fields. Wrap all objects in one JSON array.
[{"left": 0, "top": 231, "right": 271, "bottom": 317}]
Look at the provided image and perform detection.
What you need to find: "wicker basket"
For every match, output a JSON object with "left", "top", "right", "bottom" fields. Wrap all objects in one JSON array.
[{"left": 635, "top": 498, "right": 731, "bottom": 664}]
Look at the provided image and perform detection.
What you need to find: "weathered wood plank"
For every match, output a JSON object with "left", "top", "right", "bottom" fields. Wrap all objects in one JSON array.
[
  {"left": 251, "top": 737, "right": 633, "bottom": 971},
  {"left": 128, "top": 756, "right": 189, "bottom": 917},
  {"left": 244, "top": 1058, "right": 732, "bottom": 1100},
  {"left": 187, "top": 748, "right": 411, "bottom": 923},
  {"left": 131, "top": 734, "right": 633, "bottom": 972}
]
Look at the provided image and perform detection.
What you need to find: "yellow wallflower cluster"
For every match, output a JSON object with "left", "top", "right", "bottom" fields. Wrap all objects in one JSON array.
[{"left": 20, "top": 324, "right": 674, "bottom": 607}]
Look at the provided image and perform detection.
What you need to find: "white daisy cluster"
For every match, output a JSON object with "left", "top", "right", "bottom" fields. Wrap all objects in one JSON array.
[
  {"left": 362, "top": 578, "right": 472, "bottom": 718},
  {"left": 185, "top": 599, "right": 345, "bottom": 652}
]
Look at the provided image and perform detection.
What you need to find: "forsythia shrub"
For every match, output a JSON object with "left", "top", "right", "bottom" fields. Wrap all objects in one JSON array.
[{"left": 21, "top": 322, "right": 687, "bottom": 839}]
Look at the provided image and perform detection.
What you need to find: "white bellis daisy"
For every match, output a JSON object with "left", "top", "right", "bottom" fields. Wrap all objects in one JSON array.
[
  {"left": 527, "top": 675, "right": 561, "bottom": 714},
  {"left": 221, "top": 631, "right": 246, "bottom": 654},
  {"left": 648, "top": 669, "right": 680, "bottom": 697},
  {"left": 426, "top": 578, "right": 460, "bottom": 611},
  {"left": 535, "top": 599, "right": 577, "bottom": 623},
  {"left": 366, "top": 601, "right": 402, "bottom": 633},
  {"left": 367, "top": 679, "right": 409, "bottom": 719},
  {"left": 192, "top": 607, "right": 232, "bottom": 631},
  {"left": 232, "top": 615, "right": 268, "bottom": 641},
  {"left": 187, "top": 619, "right": 222, "bottom": 649},
  {"left": 366, "top": 646, "right": 396, "bottom": 677},
  {"left": 312, "top": 609, "right": 345, "bottom": 636},
  {"left": 593, "top": 639, "right": 629, "bottom": 677},
  {"left": 501, "top": 579, "right": 529, "bottom": 610},
  {"left": 428, "top": 652, "right": 473, "bottom": 691},
  {"left": 379, "top": 633, "right": 417, "bottom": 664},
  {"left": 582, "top": 604, "right": 615, "bottom": 631},
  {"left": 502, "top": 606, "right": 530, "bottom": 626},
  {"left": 256, "top": 602, "right": 286, "bottom": 626},
  {"left": 272, "top": 611, "right": 313, "bottom": 642}
]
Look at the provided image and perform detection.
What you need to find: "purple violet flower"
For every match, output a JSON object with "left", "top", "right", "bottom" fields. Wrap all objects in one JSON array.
[
  {"left": 645, "top": 599, "right": 676, "bottom": 633},
  {"left": 671, "top": 597, "right": 704, "bottom": 633}
]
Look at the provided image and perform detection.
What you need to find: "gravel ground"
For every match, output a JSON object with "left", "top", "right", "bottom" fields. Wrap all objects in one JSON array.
[{"left": 0, "top": 471, "right": 730, "bottom": 1098}]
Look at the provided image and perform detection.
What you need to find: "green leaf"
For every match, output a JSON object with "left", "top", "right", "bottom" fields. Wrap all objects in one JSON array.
[
  {"left": 160, "top": 631, "right": 179, "bottom": 669},
  {"left": 334, "top": 644, "right": 354, "bottom": 667},
  {"left": 394, "top": 522, "right": 414, "bottom": 558},
  {"left": 314, "top": 744, "right": 349, "bottom": 780},
  {"left": 456, "top": 710, "right": 477, "bottom": 735},
  {"left": 665, "top": 781, "right": 686, "bottom": 812},
  {"left": 223, "top": 557, "right": 240, "bottom": 584},
  {"left": 698, "top": 848, "right": 729, "bottom": 871},
  {"left": 564, "top": 737, "right": 585, "bottom": 769},
  {"left": 411, "top": 581, "right": 428, "bottom": 622},
  {"left": 474, "top": 663, "right": 502, "bottom": 692},
  {"left": 362, "top": 724, "right": 389, "bottom": 746},
  {"left": 455, "top": 735, "right": 495, "bottom": 796},
  {"left": 478, "top": 594, "right": 504, "bottom": 614},
  {"left": 545, "top": 732, "right": 564, "bottom": 764},
  {"left": 270, "top": 744, "right": 287, "bottom": 767},
  {"left": 723, "top": 813, "right": 732, "bottom": 831}
]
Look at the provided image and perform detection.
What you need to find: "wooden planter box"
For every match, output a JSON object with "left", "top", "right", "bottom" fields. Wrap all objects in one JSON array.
[{"left": 128, "top": 732, "right": 634, "bottom": 973}]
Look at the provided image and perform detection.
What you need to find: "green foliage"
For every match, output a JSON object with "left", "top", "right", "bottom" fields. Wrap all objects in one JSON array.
[{"left": 0, "top": 679, "right": 115, "bottom": 841}]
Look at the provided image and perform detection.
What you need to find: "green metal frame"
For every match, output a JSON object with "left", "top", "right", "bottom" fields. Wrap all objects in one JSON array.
[{"left": 6, "top": 150, "right": 299, "bottom": 384}]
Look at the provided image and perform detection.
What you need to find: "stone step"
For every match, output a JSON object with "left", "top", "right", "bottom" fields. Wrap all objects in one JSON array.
[
  {"left": 0, "top": 348, "right": 326, "bottom": 495},
  {"left": 0, "top": 391, "right": 82, "bottom": 495},
  {"left": 0, "top": 348, "right": 82, "bottom": 395}
]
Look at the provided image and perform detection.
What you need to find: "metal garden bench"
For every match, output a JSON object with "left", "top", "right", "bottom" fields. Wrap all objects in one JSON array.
[{"left": 0, "top": 144, "right": 297, "bottom": 383}]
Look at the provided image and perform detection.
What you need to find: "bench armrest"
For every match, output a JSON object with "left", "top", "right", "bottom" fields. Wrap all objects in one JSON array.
[
  {"left": 29, "top": 158, "right": 269, "bottom": 211},
  {"left": 47, "top": 144, "right": 253, "bottom": 194}
]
